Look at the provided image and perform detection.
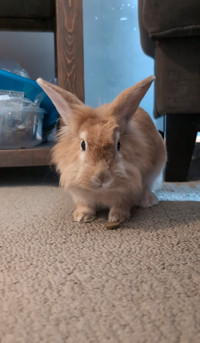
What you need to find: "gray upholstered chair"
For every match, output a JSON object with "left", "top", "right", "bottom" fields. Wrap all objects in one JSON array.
[{"left": 138, "top": 0, "right": 200, "bottom": 181}]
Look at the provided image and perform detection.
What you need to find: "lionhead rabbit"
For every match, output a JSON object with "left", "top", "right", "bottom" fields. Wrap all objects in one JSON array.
[{"left": 37, "top": 76, "right": 166, "bottom": 223}]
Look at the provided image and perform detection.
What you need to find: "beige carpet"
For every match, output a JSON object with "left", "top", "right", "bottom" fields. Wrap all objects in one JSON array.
[{"left": 0, "top": 181, "right": 200, "bottom": 343}]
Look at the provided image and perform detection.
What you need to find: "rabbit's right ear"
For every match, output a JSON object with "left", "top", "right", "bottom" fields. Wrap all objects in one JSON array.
[
  {"left": 110, "top": 76, "right": 155, "bottom": 124},
  {"left": 36, "top": 78, "right": 84, "bottom": 124}
]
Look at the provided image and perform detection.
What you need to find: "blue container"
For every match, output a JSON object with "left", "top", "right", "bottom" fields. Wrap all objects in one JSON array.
[{"left": 0, "top": 69, "right": 58, "bottom": 128}]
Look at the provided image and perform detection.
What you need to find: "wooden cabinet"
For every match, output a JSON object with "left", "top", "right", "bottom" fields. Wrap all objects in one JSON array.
[{"left": 0, "top": 0, "right": 84, "bottom": 167}]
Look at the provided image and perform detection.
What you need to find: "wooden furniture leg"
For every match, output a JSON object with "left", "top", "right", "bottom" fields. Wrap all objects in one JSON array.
[
  {"left": 165, "top": 113, "right": 198, "bottom": 181},
  {"left": 55, "top": 0, "right": 84, "bottom": 102}
]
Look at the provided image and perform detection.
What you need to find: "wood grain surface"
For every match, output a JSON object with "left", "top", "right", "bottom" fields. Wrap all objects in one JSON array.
[
  {"left": 56, "top": 0, "right": 85, "bottom": 102},
  {"left": 0, "top": 144, "right": 53, "bottom": 168}
]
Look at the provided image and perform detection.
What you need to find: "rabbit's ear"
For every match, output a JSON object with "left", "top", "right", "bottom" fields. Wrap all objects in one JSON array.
[
  {"left": 110, "top": 76, "right": 155, "bottom": 123},
  {"left": 36, "top": 78, "right": 84, "bottom": 124}
]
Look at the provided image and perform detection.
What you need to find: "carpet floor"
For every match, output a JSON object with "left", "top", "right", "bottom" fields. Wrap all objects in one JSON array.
[{"left": 0, "top": 179, "right": 200, "bottom": 343}]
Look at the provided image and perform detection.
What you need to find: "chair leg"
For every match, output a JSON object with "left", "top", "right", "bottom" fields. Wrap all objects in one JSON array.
[{"left": 165, "top": 113, "right": 197, "bottom": 182}]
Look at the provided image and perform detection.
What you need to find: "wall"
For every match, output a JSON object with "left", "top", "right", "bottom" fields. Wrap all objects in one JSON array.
[
  {"left": 0, "top": 31, "right": 55, "bottom": 81},
  {"left": 83, "top": 0, "right": 155, "bottom": 118}
]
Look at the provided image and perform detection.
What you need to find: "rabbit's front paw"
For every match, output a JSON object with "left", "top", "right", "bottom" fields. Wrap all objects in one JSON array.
[
  {"left": 73, "top": 205, "right": 96, "bottom": 223},
  {"left": 139, "top": 190, "right": 159, "bottom": 208},
  {"left": 108, "top": 207, "right": 131, "bottom": 223}
]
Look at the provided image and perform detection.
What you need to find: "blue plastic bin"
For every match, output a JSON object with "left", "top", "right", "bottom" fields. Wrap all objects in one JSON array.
[{"left": 0, "top": 69, "right": 58, "bottom": 128}]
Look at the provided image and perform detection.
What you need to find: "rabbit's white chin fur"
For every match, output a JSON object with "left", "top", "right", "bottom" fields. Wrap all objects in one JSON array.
[{"left": 37, "top": 76, "right": 167, "bottom": 223}]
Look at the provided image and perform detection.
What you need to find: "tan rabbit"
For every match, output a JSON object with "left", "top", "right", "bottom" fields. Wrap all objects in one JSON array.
[{"left": 37, "top": 76, "right": 167, "bottom": 223}]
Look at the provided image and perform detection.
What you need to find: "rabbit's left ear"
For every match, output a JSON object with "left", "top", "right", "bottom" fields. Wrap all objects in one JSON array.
[
  {"left": 36, "top": 78, "right": 84, "bottom": 124},
  {"left": 110, "top": 76, "right": 155, "bottom": 122}
]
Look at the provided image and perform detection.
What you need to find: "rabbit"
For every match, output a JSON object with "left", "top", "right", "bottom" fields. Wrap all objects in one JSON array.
[{"left": 37, "top": 76, "right": 167, "bottom": 223}]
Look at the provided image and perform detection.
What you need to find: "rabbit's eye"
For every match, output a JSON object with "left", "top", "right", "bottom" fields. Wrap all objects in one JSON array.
[
  {"left": 81, "top": 140, "right": 86, "bottom": 151},
  {"left": 117, "top": 141, "right": 121, "bottom": 151}
]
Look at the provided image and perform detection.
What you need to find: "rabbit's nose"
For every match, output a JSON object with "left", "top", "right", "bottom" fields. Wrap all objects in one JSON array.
[
  {"left": 91, "top": 176, "right": 102, "bottom": 188},
  {"left": 96, "top": 171, "right": 107, "bottom": 184},
  {"left": 91, "top": 171, "right": 111, "bottom": 187}
]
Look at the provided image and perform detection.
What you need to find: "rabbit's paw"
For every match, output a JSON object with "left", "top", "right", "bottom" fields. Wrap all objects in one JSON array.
[
  {"left": 73, "top": 205, "right": 96, "bottom": 223},
  {"left": 139, "top": 190, "right": 159, "bottom": 208},
  {"left": 108, "top": 207, "right": 131, "bottom": 223}
]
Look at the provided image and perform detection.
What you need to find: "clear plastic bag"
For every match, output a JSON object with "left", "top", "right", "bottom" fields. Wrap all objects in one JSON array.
[
  {"left": 0, "top": 59, "right": 31, "bottom": 78},
  {"left": 0, "top": 90, "right": 44, "bottom": 149}
]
